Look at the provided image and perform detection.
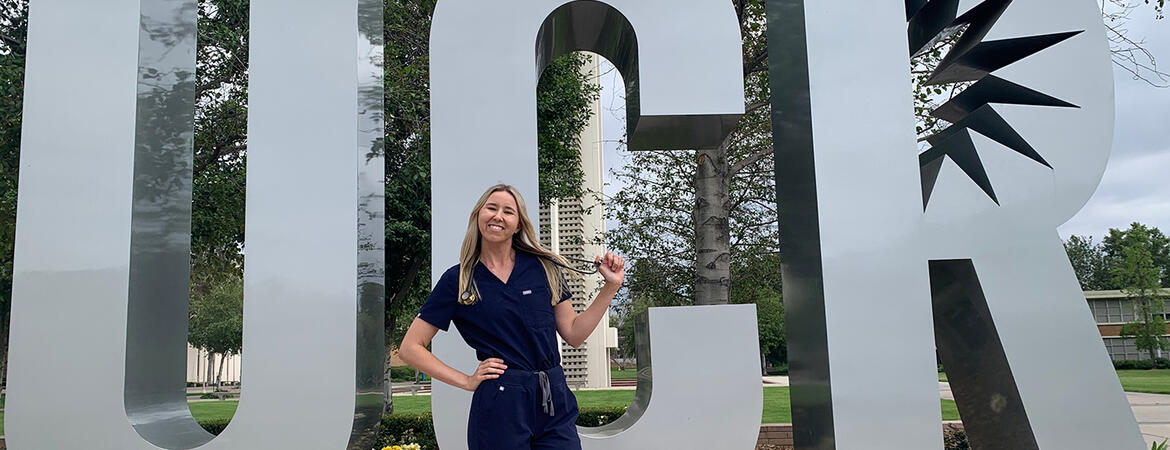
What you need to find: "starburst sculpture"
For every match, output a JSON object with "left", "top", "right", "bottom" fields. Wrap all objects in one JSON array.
[{"left": 909, "top": 0, "right": 1082, "bottom": 209}]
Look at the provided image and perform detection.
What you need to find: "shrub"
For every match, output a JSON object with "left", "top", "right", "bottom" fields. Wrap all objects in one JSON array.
[
  {"left": 577, "top": 407, "right": 628, "bottom": 426},
  {"left": 373, "top": 406, "right": 629, "bottom": 449},
  {"left": 943, "top": 427, "right": 968, "bottom": 450},
  {"left": 377, "top": 413, "right": 437, "bottom": 450},
  {"left": 199, "top": 418, "right": 231, "bottom": 435},
  {"left": 1115, "top": 359, "right": 1157, "bottom": 370},
  {"left": 390, "top": 366, "right": 421, "bottom": 382}
]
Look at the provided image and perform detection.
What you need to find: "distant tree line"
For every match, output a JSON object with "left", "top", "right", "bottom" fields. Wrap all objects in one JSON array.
[{"left": 1064, "top": 222, "right": 1170, "bottom": 291}]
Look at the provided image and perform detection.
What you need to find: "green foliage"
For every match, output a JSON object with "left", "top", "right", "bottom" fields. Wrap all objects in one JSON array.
[
  {"left": 1105, "top": 222, "right": 1170, "bottom": 288},
  {"left": 190, "top": 0, "right": 250, "bottom": 292},
  {"left": 198, "top": 418, "right": 232, "bottom": 435},
  {"left": 536, "top": 52, "right": 601, "bottom": 206},
  {"left": 1113, "top": 359, "right": 1170, "bottom": 370},
  {"left": 1064, "top": 235, "right": 1112, "bottom": 290},
  {"left": 370, "top": 408, "right": 627, "bottom": 450},
  {"left": 1064, "top": 223, "right": 1170, "bottom": 291},
  {"left": 389, "top": 365, "right": 421, "bottom": 382},
  {"left": 575, "top": 406, "right": 629, "bottom": 426},
  {"left": 382, "top": 0, "right": 436, "bottom": 355},
  {"left": 731, "top": 251, "right": 785, "bottom": 368},
  {"left": 188, "top": 277, "right": 244, "bottom": 357},
  {"left": 1115, "top": 242, "right": 1170, "bottom": 360}
]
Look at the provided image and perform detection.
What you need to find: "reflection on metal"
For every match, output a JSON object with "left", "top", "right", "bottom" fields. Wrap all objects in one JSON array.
[
  {"left": 930, "top": 260, "right": 1039, "bottom": 450},
  {"left": 533, "top": 0, "right": 744, "bottom": 150},
  {"left": 766, "top": 0, "right": 1144, "bottom": 448},
  {"left": 6, "top": 0, "right": 384, "bottom": 448},
  {"left": 911, "top": 0, "right": 1081, "bottom": 208},
  {"left": 577, "top": 305, "right": 762, "bottom": 448},
  {"left": 430, "top": 0, "right": 750, "bottom": 448},
  {"left": 350, "top": 0, "right": 387, "bottom": 447},
  {"left": 763, "top": 0, "right": 835, "bottom": 447},
  {"left": 122, "top": 0, "right": 208, "bottom": 447}
]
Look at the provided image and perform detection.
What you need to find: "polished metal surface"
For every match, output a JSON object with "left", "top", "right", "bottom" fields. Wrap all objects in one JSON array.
[
  {"left": 122, "top": 0, "right": 208, "bottom": 447},
  {"left": 430, "top": 0, "right": 752, "bottom": 448},
  {"left": 765, "top": 0, "right": 1143, "bottom": 448},
  {"left": 577, "top": 305, "right": 762, "bottom": 448},
  {"left": 350, "top": 0, "right": 388, "bottom": 447},
  {"left": 6, "top": 0, "right": 383, "bottom": 448},
  {"left": 764, "top": 0, "right": 835, "bottom": 447}
]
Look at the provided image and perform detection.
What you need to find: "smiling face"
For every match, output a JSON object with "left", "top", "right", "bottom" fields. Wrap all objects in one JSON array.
[{"left": 477, "top": 190, "right": 521, "bottom": 246}]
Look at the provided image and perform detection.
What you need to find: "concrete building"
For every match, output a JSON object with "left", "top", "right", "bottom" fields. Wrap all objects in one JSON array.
[
  {"left": 1087, "top": 289, "right": 1170, "bottom": 360},
  {"left": 539, "top": 53, "right": 619, "bottom": 389},
  {"left": 186, "top": 344, "right": 241, "bottom": 384}
]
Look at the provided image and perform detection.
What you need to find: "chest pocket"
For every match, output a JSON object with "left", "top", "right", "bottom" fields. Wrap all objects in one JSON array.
[{"left": 517, "top": 285, "right": 555, "bottom": 330}]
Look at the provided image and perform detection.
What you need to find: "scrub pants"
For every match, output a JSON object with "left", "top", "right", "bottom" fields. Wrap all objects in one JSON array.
[{"left": 467, "top": 365, "right": 582, "bottom": 449}]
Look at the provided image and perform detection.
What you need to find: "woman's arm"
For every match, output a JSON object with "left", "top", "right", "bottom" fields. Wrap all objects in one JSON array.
[
  {"left": 399, "top": 318, "right": 470, "bottom": 389},
  {"left": 555, "top": 284, "right": 618, "bottom": 348},
  {"left": 555, "top": 252, "right": 625, "bottom": 348},
  {"left": 398, "top": 317, "right": 506, "bottom": 391}
]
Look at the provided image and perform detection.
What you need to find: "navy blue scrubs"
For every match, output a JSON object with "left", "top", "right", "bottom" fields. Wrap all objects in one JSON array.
[{"left": 416, "top": 250, "right": 581, "bottom": 449}]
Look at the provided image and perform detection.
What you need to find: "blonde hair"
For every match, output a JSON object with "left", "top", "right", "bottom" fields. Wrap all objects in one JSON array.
[{"left": 458, "top": 184, "right": 571, "bottom": 306}]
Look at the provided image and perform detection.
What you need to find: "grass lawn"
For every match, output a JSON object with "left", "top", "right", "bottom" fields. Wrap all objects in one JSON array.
[
  {"left": 188, "top": 401, "right": 240, "bottom": 422},
  {"left": 381, "top": 387, "right": 961, "bottom": 423},
  {"left": 1117, "top": 369, "right": 1170, "bottom": 394},
  {"left": 611, "top": 367, "right": 638, "bottom": 380},
  {"left": 939, "top": 372, "right": 948, "bottom": 382}
]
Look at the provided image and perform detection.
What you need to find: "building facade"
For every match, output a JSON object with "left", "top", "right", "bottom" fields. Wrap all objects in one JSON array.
[
  {"left": 186, "top": 344, "right": 241, "bottom": 384},
  {"left": 1086, "top": 289, "right": 1170, "bottom": 360}
]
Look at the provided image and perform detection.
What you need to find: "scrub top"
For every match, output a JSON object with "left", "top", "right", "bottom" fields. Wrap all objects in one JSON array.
[{"left": 416, "top": 250, "right": 573, "bottom": 372}]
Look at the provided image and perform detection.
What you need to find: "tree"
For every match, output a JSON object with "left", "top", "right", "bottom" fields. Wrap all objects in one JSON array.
[
  {"left": 607, "top": 0, "right": 774, "bottom": 309},
  {"left": 1114, "top": 244, "right": 1169, "bottom": 360},
  {"left": 1103, "top": 0, "right": 1169, "bottom": 87},
  {"left": 730, "top": 250, "right": 785, "bottom": 372},
  {"left": 1064, "top": 235, "right": 1112, "bottom": 291},
  {"left": 188, "top": 276, "right": 244, "bottom": 385},
  {"left": 1103, "top": 222, "right": 1170, "bottom": 288}
]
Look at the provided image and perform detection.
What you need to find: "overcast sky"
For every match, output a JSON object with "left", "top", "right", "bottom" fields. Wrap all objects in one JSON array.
[
  {"left": 597, "top": 13, "right": 1170, "bottom": 242},
  {"left": 1058, "top": 13, "right": 1170, "bottom": 240}
]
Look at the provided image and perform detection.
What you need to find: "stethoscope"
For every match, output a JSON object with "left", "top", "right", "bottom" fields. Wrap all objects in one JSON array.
[{"left": 459, "top": 255, "right": 600, "bottom": 305}]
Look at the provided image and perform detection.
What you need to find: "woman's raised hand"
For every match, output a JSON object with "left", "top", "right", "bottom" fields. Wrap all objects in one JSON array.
[
  {"left": 464, "top": 357, "right": 507, "bottom": 391},
  {"left": 596, "top": 251, "right": 626, "bottom": 288}
]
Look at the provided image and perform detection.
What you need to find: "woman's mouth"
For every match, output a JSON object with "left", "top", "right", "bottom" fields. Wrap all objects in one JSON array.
[{"left": 488, "top": 224, "right": 504, "bottom": 232}]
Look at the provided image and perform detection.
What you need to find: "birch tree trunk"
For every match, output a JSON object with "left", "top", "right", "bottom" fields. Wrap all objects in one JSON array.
[{"left": 693, "top": 144, "right": 732, "bottom": 306}]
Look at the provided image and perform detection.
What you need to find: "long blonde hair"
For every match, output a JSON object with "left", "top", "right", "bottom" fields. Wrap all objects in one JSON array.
[{"left": 458, "top": 184, "right": 571, "bottom": 306}]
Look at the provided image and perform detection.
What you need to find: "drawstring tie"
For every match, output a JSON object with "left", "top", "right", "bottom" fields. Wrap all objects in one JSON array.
[{"left": 536, "top": 370, "right": 554, "bottom": 416}]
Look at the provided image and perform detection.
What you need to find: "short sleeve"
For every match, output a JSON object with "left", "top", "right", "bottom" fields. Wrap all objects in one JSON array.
[
  {"left": 416, "top": 266, "right": 459, "bottom": 331},
  {"left": 556, "top": 274, "right": 573, "bottom": 304}
]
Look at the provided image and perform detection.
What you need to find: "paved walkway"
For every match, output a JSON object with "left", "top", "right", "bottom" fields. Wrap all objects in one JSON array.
[{"left": 774, "top": 376, "right": 1169, "bottom": 447}]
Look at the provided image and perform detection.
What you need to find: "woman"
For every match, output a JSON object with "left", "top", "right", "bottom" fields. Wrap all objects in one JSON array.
[{"left": 398, "top": 184, "right": 625, "bottom": 450}]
